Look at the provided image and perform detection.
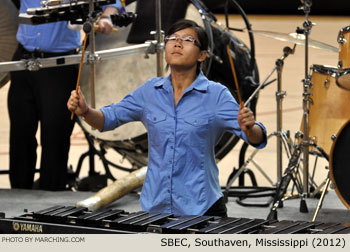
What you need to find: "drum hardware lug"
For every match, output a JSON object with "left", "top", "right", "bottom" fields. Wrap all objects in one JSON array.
[
  {"left": 337, "top": 35, "right": 345, "bottom": 45},
  {"left": 324, "top": 78, "right": 329, "bottom": 88},
  {"left": 25, "top": 59, "right": 42, "bottom": 71},
  {"left": 338, "top": 60, "right": 343, "bottom": 69},
  {"left": 331, "top": 134, "right": 337, "bottom": 142},
  {"left": 336, "top": 70, "right": 342, "bottom": 78}
]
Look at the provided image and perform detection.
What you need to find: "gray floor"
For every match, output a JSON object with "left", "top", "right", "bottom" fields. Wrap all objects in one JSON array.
[{"left": 1, "top": 187, "right": 349, "bottom": 224}]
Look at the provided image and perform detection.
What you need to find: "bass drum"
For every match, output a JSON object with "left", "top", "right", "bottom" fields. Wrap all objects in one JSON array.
[
  {"left": 0, "top": 0, "right": 18, "bottom": 88},
  {"left": 329, "top": 120, "right": 350, "bottom": 210},
  {"left": 79, "top": 1, "right": 258, "bottom": 166}
]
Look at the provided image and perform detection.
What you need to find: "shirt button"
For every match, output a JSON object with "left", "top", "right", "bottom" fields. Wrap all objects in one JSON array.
[{"left": 37, "top": 32, "right": 40, "bottom": 36}]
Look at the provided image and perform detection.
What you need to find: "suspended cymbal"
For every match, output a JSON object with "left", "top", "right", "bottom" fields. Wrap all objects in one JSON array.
[
  {"left": 0, "top": 0, "right": 18, "bottom": 88},
  {"left": 250, "top": 30, "right": 338, "bottom": 53}
]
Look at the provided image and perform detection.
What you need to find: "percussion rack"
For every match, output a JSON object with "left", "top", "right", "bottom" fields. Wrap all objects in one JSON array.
[
  {"left": 0, "top": 0, "right": 164, "bottom": 186},
  {"left": 0, "top": 42, "right": 159, "bottom": 73}
]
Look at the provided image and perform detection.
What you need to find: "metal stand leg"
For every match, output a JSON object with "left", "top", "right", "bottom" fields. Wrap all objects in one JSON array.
[
  {"left": 73, "top": 130, "right": 115, "bottom": 191},
  {"left": 312, "top": 174, "right": 331, "bottom": 222}
]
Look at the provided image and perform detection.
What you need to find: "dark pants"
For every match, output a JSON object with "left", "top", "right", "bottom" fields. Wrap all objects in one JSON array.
[
  {"left": 8, "top": 44, "right": 78, "bottom": 190},
  {"left": 204, "top": 197, "right": 228, "bottom": 217}
]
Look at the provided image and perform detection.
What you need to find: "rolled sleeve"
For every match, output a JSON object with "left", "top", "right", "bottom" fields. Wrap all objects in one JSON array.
[{"left": 240, "top": 122, "right": 267, "bottom": 149}]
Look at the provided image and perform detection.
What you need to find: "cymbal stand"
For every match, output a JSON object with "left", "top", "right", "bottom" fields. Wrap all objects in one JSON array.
[
  {"left": 275, "top": 45, "right": 296, "bottom": 183},
  {"left": 267, "top": 134, "right": 304, "bottom": 220},
  {"left": 266, "top": 0, "right": 316, "bottom": 219},
  {"left": 299, "top": 0, "right": 313, "bottom": 211},
  {"left": 224, "top": 45, "right": 296, "bottom": 202}
]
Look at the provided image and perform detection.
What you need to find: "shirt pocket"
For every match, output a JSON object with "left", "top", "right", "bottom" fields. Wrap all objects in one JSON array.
[
  {"left": 146, "top": 112, "right": 167, "bottom": 146},
  {"left": 184, "top": 117, "right": 209, "bottom": 147}
]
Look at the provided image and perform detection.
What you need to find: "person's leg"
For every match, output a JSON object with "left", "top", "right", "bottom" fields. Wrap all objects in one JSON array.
[
  {"left": 8, "top": 47, "right": 39, "bottom": 188},
  {"left": 36, "top": 64, "right": 77, "bottom": 190}
]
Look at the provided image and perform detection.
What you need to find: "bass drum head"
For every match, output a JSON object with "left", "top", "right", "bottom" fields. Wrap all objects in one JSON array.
[
  {"left": 79, "top": 1, "right": 158, "bottom": 143},
  {"left": 329, "top": 120, "right": 350, "bottom": 210},
  {"left": 0, "top": 0, "right": 18, "bottom": 88}
]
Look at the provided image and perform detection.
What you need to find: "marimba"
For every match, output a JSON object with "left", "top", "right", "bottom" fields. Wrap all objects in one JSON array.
[{"left": 0, "top": 206, "right": 349, "bottom": 234}]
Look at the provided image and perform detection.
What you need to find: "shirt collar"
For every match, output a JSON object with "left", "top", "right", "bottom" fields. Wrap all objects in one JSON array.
[{"left": 153, "top": 71, "right": 208, "bottom": 93}]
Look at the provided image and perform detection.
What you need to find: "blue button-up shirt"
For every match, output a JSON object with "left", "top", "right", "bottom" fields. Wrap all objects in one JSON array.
[
  {"left": 17, "top": 0, "right": 121, "bottom": 52},
  {"left": 100, "top": 72, "right": 267, "bottom": 215}
]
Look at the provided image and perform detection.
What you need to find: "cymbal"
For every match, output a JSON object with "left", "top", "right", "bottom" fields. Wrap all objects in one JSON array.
[{"left": 249, "top": 30, "right": 338, "bottom": 53}]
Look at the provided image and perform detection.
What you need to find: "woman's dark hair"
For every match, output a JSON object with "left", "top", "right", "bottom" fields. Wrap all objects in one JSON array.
[
  {"left": 166, "top": 19, "right": 208, "bottom": 74},
  {"left": 166, "top": 19, "right": 208, "bottom": 51}
]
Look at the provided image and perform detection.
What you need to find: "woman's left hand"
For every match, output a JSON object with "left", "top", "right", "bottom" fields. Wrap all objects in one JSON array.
[{"left": 238, "top": 104, "right": 255, "bottom": 132}]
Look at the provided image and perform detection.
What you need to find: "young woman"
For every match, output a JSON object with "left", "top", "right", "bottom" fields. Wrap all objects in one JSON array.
[{"left": 67, "top": 19, "right": 267, "bottom": 217}]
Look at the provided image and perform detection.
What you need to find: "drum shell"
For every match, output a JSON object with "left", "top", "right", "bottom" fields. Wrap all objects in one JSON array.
[
  {"left": 301, "top": 64, "right": 350, "bottom": 155},
  {"left": 337, "top": 26, "right": 350, "bottom": 90},
  {"left": 338, "top": 26, "right": 350, "bottom": 69},
  {"left": 329, "top": 120, "right": 350, "bottom": 210}
]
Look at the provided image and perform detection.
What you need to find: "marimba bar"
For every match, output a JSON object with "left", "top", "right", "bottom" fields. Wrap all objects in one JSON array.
[{"left": 0, "top": 206, "right": 349, "bottom": 234}]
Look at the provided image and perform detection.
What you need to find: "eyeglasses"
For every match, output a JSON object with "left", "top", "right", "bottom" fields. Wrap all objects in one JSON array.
[{"left": 164, "top": 36, "right": 201, "bottom": 48}]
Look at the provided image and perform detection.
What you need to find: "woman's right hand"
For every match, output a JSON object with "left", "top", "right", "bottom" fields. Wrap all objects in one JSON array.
[{"left": 67, "top": 88, "right": 88, "bottom": 116}]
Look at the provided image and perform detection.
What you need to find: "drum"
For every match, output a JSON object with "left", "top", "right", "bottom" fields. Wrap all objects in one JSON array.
[
  {"left": 79, "top": 1, "right": 258, "bottom": 164},
  {"left": 0, "top": 0, "right": 18, "bottom": 88},
  {"left": 302, "top": 64, "right": 350, "bottom": 155},
  {"left": 337, "top": 26, "right": 350, "bottom": 90},
  {"left": 329, "top": 120, "right": 350, "bottom": 210}
]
